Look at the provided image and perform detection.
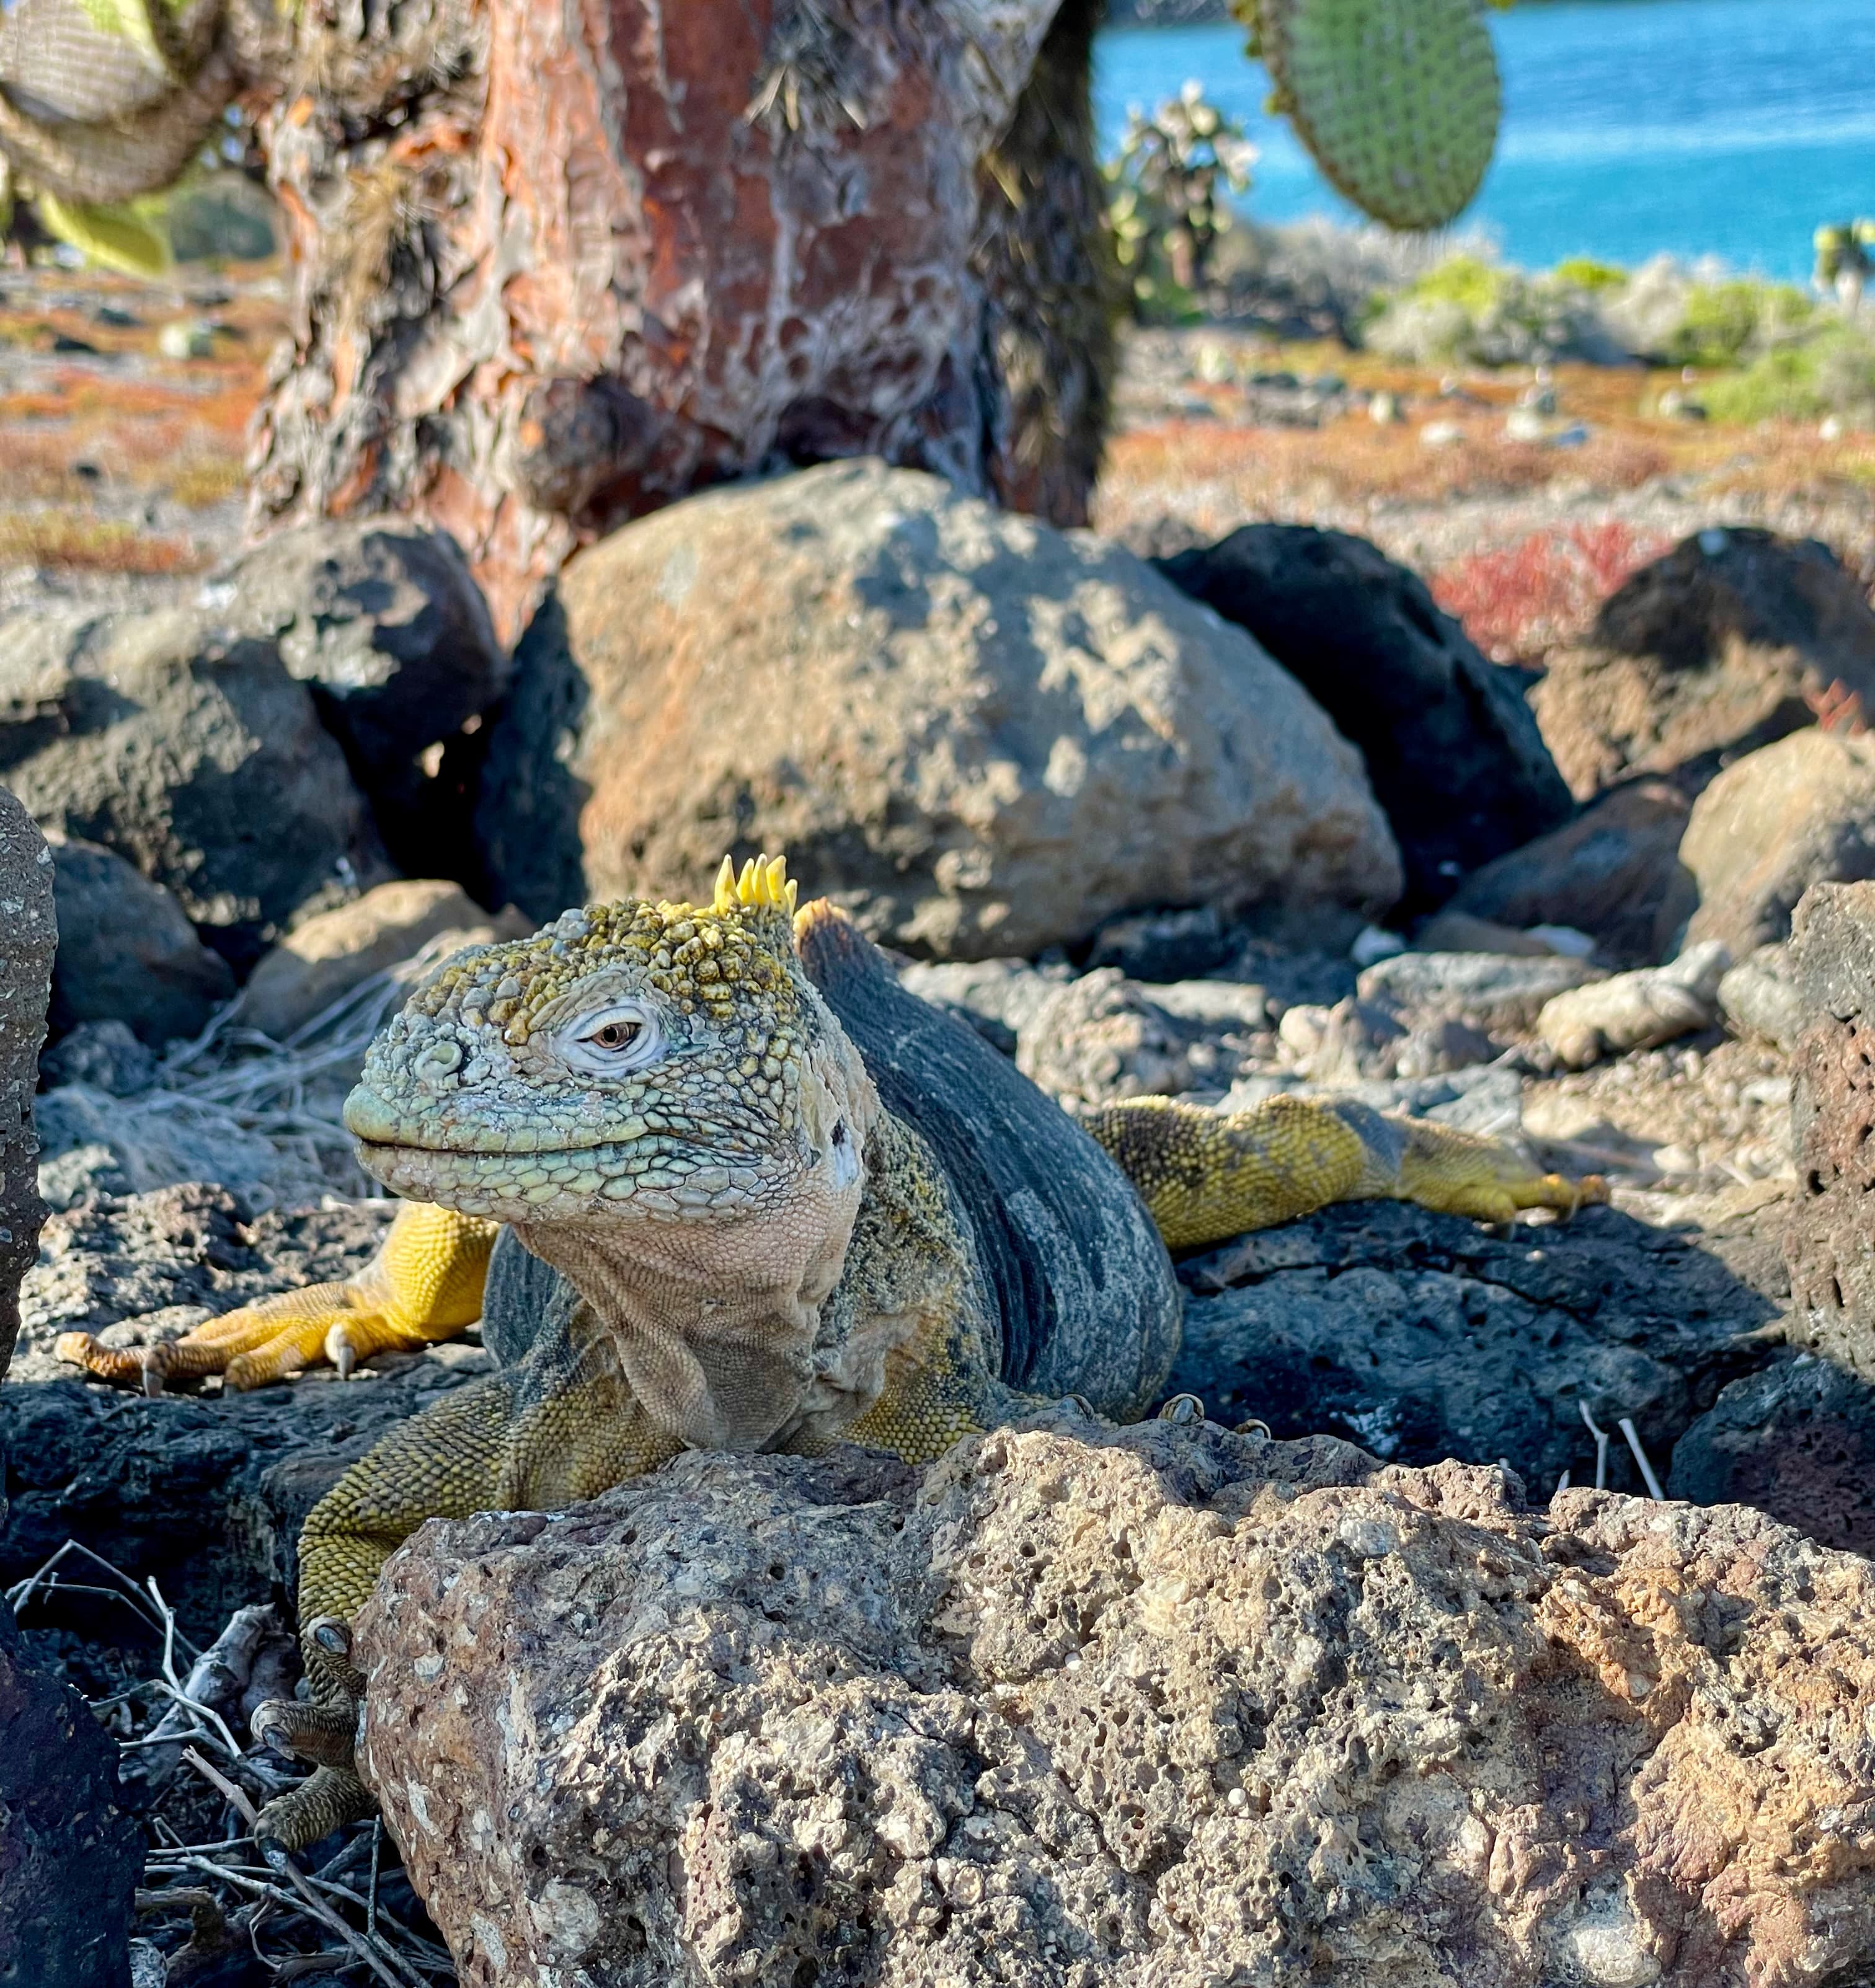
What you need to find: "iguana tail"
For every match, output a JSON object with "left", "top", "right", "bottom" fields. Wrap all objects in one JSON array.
[{"left": 1081, "top": 1092, "right": 1603, "bottom": 1252}]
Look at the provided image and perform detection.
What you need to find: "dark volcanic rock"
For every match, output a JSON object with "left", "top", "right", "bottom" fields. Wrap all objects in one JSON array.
[
  {"left": 1440, "top": 775, "right": 1696, "bottom": 967},
  {"left": 2, "top": 1185, "right": 491, "bottom": 1635},
  {"left": 0, "top": 787, "right": 54, "bottom": 1381},
  {"left": 1784, "top": 881, "right": 1875, "bottom": 1380},
  {"left": 0, "top": 1596, "right": 141, "bottom": 1988},
  {"left": 215, "top": 519, "right": 508, "bottom": 873},
  {"left": 1670, "top": 1354, "right": 1875, "bottom": 1557},
  {"left": 1, "top": 1353, "right": 495, "bottom": 1643},
  {"left": 45, "top": 833, "right": 234, "bottom": 1046},
  {"left": 1166, "top": 1198, "right": 1783, "bottom": 1498},
  {"left": 1158, "top": 523, "right": 1574, "bottom": 912},
  {"left": 0, "top": 601, "right": 386, "bottom": 956},
  {"left": 1529, "top": 527, "right": 1875, "bottom": 799}
]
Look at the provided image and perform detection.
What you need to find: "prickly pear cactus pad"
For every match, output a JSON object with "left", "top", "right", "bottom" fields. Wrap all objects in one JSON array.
[{"left": 1259, "top": 0, "right": 1501, "bottom": 232}]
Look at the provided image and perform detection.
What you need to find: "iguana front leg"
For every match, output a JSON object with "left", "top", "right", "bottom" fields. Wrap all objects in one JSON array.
[
  {"left": 250, "top": 1339, "right": 680, "bottom": 1853},
  {"left": 57, "top": 1203, "right": 498, "bottom": 1393}
]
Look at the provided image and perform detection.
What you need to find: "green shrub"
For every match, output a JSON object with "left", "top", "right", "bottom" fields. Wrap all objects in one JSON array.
[
  {"left": 1398, "top": 253, "right": 1511, "bottom": 317},
  {"left": 1362, "top": 252, "right": 1625, "bottom": 366},
  {"left": 1551, "top": 256, "right": 1627, "bottom": 293},
  {"left": 1662, "top": 279, "right": 1813, "bottom": 369},
  {"left": 1701, "top": 323, "right": 1875, "bottom": 426}
]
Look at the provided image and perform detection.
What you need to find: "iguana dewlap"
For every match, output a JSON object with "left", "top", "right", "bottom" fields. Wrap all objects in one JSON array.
[{"left": 58, "top": 855, "right": 1602, "bottom": 1853}]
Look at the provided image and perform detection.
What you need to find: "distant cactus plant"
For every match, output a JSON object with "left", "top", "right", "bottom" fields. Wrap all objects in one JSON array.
[
  {"left": 1815, "top": 220, "right": 1875, "bottom": 316},
  {"left": 1105, "top": 82, "right": 1255, "bottom": 314},
  {"left": 1233, "top": 0, "right": 1502, "bottom": 233}
]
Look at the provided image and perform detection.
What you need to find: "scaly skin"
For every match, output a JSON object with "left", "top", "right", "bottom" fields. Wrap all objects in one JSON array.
[{"left": 60, "top": 854, "right": 1603, "bottom": 1853}]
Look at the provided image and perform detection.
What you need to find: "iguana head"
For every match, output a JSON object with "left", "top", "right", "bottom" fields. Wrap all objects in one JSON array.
[{"left": 343, "top": 854, "right": 878, "bottom": 1241}]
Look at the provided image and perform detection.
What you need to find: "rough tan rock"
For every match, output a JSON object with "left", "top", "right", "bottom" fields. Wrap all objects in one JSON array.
[
  {"left": 1536, "top": 940, "right": 1731, "bottom": 1070},
  {"left": 1680, "top": 729, "right": 1875, "bottom": 960},
  {"left": 355, "top": 1421, "right": 1875, "bottom": 1988},
  {"left": 240, "top": 880, "right": 531, "bottom": 1041},
  {"left": 0, "top": 785, "right": 55, "bottom": 1378},
  {"left": 473, "top": 460, "right": 1403, "bottom": 959}
]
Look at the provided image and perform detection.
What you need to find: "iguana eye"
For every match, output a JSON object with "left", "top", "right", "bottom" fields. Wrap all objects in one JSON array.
[{"left": 559, "top": 1002, "right": 661, "bottom": 1076}]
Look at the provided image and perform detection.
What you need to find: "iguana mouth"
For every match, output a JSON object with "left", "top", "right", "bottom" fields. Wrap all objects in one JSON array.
[{"left": 344, "top": 1084, "right": 619, "bottom": 1157}]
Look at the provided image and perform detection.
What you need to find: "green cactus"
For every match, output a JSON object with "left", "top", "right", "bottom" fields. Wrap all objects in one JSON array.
[
  {"left": 1105, "top": 82, "right": 1255, "bottom": 315},
  {"left": 1235, "top": 0, "right": 1502, "bottom": 234},
  {"left": 1815, "top": 220, "right": 1875, "bottom": 315}
]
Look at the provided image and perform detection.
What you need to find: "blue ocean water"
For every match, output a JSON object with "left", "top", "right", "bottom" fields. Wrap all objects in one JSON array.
[{"left": 1096, "top": 0, "right": 1875, "bottom": 281}]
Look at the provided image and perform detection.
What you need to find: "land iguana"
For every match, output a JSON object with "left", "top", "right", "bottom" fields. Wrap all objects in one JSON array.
[{"left": 59, "top": 855, "right": 1603, "bottom": 1853}]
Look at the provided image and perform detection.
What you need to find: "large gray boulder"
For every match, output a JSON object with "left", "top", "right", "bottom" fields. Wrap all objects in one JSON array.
[
  {"left": 0, "top": 786, "right": 53, "bottom": 1380},
  {"left": 1157, "top": 523, "right": 1573, "bottom": 912},
  {"left": 475, "top": 460, "right": 1402, "bottom": 957},
  {"left": 45, "top": 833, "right": 233, "bottom": 1046},
  {"left": 0, "top": 603, "right": 385, "bottom": 951},
  {"left": 354, "top": 1423, "right": 1875, "bottom": 1988}
]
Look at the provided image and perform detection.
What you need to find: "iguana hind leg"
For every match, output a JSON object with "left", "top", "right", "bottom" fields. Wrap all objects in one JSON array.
[
  {"left": 251, "top": 1328, "right": 678, "bottom": 1853},
  {"left": 1083, "top": 1093, "right": 1605, "bottom": 1251},
  {"left": 56, "top": 1202, "right": 498, "bottom": 1393}
]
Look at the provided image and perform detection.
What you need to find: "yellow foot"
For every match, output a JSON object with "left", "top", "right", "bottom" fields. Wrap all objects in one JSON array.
[
  {"left": 55, "top": 1203, "right": 499, "bottom": 1393},
  {"left": 1394, "top": 1116, "right": 1608, "bottom": 1226}
]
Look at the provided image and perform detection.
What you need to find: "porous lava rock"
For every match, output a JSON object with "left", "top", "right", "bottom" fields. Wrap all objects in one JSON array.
[
  {"left": 1669, "top": 1354, "right": 1875, "bottom": 1557},
  {"left": 0, "top": 1590, "right": 141, "bottom": 1987},
  {"left": 1169, "top": 1196, "right": 1778, "bottom": 1498},
  {"left": 1440, "top": 775, "right": 1697, "bottom": 968},
  {"left": 473, "top": 460, "right": 1402, "bottom": 958},
  {"left": 354, "top": 1421, "right": 1875, "bottom": 1988},
  {"left": 1784, "top": 881, "right": 1875, "bottom": 1379},
  {"left": 0, "top": 786, "right": 53, "bottom": 1379},
  {"left": 1529, "top": 526, "right": 1875, "bottom": 799},
  {"left": 45, "top": 831, "right": 234, "bottom": 1046},
  {"left": 1158, "top": 523, "right": 1573, "bottom": 911},
  {"left": 1680, "top": 728, "right": 1875, "bottom": 959},
  {"left": 0, "top": 601, "right": 384, "bottom": 953}
]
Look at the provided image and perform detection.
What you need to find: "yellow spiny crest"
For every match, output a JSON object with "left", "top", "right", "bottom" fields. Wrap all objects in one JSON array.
[{"left": 714, "top": 851, "right": 798, "bottom": 917}]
